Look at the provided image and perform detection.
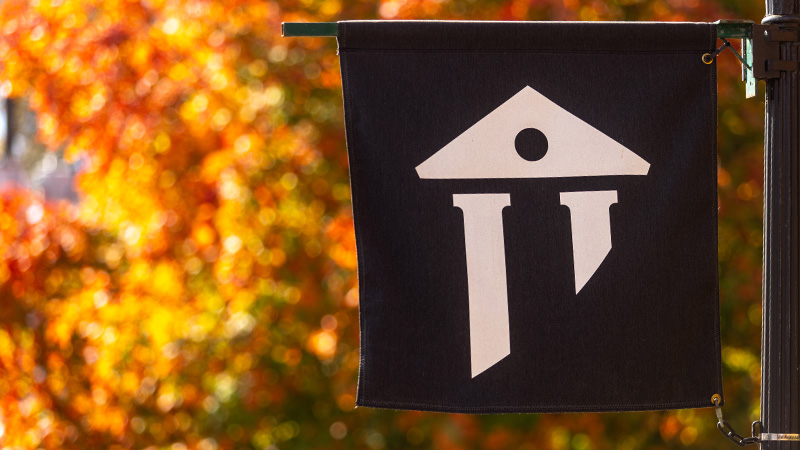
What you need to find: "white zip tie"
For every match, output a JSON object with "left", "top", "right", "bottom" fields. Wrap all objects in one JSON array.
[{"left": 760, "top": 433, "right": 800, "bottom": 441}]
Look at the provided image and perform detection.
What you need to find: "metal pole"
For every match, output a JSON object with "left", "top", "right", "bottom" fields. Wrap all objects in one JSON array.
[
  {"left": 4, "top": 98, "right": 13, "bottom": 159},
  {"left": 762, "top": 1, "right": 800, "bottom": 448}
]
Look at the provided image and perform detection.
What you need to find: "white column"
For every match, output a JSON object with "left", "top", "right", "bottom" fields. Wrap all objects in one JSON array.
[
  {"left": 560, "top": 190, "right": 618, "bottom": 294},
  {"left": 453, "top": 193, "right": 512, "bottom": 377}
]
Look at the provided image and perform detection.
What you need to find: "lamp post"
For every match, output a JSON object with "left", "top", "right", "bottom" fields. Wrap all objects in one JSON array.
[{"left": 761, "top": 1, "right": 800, "bottom": 448}]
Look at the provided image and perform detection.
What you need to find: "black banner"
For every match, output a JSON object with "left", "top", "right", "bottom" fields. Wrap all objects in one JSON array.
[{"left": 339, "top": 21, "right": 722, "bottom": 413}]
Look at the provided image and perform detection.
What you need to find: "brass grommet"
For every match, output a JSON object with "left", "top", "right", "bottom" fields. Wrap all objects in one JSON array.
[
  {"left": 711, "top": 393, "right": 722, "bottom": 405},
  {"left": 702, "top": 53, "right": 714, "bottom": 65}
]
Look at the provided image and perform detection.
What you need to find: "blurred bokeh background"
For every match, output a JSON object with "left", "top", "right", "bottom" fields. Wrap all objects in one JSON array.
[{"left": 0, "top": 0, "right": 767, "bottom": 449}]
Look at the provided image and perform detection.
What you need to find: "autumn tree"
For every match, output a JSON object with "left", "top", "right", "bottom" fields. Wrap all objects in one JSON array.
[{"left": 0, "top": 0, "right": 767, "bottom": 449}]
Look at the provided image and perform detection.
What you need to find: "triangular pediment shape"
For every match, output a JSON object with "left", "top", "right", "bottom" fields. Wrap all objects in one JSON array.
[{"left": 415, "top": 86, "right": 650, "bottom": 179}]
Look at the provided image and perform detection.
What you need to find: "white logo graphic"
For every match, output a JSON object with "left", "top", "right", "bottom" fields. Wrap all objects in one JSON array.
[{"left": 416, "top": 86, "right": 650, "bottom": 377}]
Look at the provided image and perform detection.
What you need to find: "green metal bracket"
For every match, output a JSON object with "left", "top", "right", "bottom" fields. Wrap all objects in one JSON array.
[
  {"left": 281, "top": 20, "right": 759, "bottom": 98},
  {"left": 716, "top": 19, "right": 754, "bottom": 39},
  {"left": 281, "top": 22, "right": 338, "bottom": 37},
  {"left": 716, "top": 20, "right": 756, "bottom": 98}
]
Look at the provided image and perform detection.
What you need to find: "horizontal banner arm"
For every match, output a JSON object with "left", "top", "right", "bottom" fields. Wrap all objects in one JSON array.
[
  {"left": 282, "top": 22, "right": 338, "bottom": 37},
  {"left": 281, "top": 20, "right": 753, "bottom": 38}
]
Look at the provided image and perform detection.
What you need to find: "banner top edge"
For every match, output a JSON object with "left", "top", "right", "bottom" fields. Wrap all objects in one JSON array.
[{"left": 337, "top": 20, "right": 716, "bottom": 52}]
